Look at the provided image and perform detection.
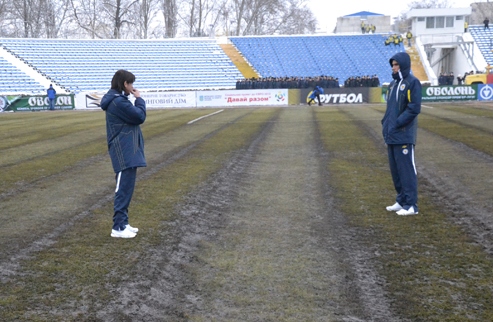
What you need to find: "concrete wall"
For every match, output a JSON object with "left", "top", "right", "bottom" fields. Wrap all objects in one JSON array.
[
  {"left": 418, "top": 31, "right": 487, "bottom": 85},
  {"left": 463, "top": 32, "right": 487, "bottom": 72},
  {"left": 425, "top": 43, "right": 485, "bottom": 85},
  {"left": 336, "top": 16, "right": 391, "bottom": 34}
]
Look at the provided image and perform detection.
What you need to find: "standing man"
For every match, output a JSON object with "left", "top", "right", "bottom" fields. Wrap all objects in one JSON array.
[
  {"left": 382, "top": 52, "right": 422, "bottom": 216},
  {"left": 406, "top": 31, "right": 413, "bottom": 47},
  {"left": 484, "top": 17, "right": 489, "bottom": 30},
  {"left": 47, "top": 84, "right": 56, "bottom": 111},
  {"left": 457, "top": 74, "right": 463, "bottom": 85}
]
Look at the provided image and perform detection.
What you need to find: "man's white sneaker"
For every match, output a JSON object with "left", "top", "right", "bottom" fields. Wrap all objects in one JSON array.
[
  {"left": 386, "top": 202, "right": 403, "bottom": 212},
  {"left": 396, "top": 206, "right": 418, "bottom": 216},
  {"left": 126, "top": 224, "right": 139, "bottom": 233},
  {"left": 111, "top": 227, "right": 137, "bottom": 238}
]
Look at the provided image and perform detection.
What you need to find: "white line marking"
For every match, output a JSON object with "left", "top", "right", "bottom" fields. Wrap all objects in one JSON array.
[
  {"left": 422, "top": 105, "right": 433, "bottom": 109},
  {"left": 187, "top": 109, "right": 224, "bottom": 124}
]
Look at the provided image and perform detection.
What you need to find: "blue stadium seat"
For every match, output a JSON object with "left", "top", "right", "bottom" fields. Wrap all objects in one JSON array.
[
  {"left": 0, "top": 38, "right": 243, "bottom": 92},
  {"left": 0, "top": 57, "right": 45, "bottom": 93},
  {"left": 230, "top": 34, "right": 406, "bottom": 84},
  {"left": 468, "top": 25, "right": 493, "bottom": 65}
]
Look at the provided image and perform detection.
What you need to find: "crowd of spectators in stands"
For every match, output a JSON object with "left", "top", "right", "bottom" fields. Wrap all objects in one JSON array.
[
  {"left": 236, "top": 76, "right": 340, "bottom": 89},
  {"left": 344, "top": 75, "right": 380, "bottom": 87},
  {"left": 384, "top": 34, "right": 405, "bottom": 46},
  {"left": 236, "top": 74, "right": 385, "bottom": 89},
  {"left": 441, "top": 70, "right": 485, "bottom": 85},
  {"left": 361, "top": 22, "right": 377, "bottom": 34}
]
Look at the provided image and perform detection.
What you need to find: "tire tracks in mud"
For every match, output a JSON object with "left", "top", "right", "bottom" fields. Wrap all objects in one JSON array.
[
  {"left": 348, "top": 105, "right": 493, "bottom": 255},
  {"left": 111, "top": 107, "right": 400, "bottom": 321},
  {"left": 311, "top": 109, "right": 402, "bottom": 322},
  {"left": 0, "top": 109, "right": 257, "bottom": 283},
  {"left": 97, "top": 109, "right": 281, "bottom": 321}
]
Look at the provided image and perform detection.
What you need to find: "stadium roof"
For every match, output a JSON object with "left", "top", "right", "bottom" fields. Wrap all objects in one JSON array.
[{"left": 344, "top": 11, "right": 384, "bottom": 17}]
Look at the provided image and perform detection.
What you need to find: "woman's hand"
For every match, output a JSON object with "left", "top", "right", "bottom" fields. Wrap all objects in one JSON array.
[{"left": 131, "top": 88, "right": 141, "bottom": 98}]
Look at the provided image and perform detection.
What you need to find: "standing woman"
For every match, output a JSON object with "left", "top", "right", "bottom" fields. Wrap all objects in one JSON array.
[{"left": 100, "top": 70, "right": 147, "bottom": 238}]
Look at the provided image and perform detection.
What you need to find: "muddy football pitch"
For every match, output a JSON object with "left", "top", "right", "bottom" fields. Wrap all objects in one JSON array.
[{"left": 1, "top": 102, "right": 493, "bottom": 321}]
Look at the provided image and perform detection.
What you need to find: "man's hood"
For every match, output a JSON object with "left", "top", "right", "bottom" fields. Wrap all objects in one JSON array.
[
  {"left": 100, "top": 89, "right": 122, "bottom": 111},
  {"left": 389, "top": 52, "right": 411, "bottom": 79}
]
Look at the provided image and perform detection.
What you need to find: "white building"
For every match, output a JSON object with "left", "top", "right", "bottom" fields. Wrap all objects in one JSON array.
[
  {"left": 407, "top": 7, "right": 486, "bottom": 85},
  {"left": 408, "top": 7, "right": 471, "bottom": 36}
]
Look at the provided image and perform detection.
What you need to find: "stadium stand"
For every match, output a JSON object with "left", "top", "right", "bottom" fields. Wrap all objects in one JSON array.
[
  {"left": 1, "top": 34, "right": 408, "bottom": 94},
  {"left": 0, "top": 38, "right": 243, "bottom": 93},
  {"left": 0, "top": 56, "right": 45, "bottom": 93},
  {"left": 230, "top": 34, "right": 406, "bottom": 85},
  {"left": 468, "top": 25, "right": 493, "bottom": 64}
]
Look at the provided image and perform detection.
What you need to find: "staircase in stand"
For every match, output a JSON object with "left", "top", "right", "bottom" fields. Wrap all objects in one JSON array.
[
  {"left": 220, "top": 44, "right": 259, "bottom": 79},
  {"left": 406, "top": 45, "right": 429, "bottom": 82}
]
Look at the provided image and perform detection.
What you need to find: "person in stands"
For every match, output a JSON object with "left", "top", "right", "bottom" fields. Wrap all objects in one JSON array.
[{"left": 406, "top": 31, "right": 413, "bottom": 47}]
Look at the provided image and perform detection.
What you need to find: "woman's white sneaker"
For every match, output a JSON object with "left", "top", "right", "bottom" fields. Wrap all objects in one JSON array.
[
  {"left": 396, "top": 206, "right": 418, "bottom": 216},
  {"left": 111, "top": 227, "right": 137, "bottom": 238},
  {"left": 386, "top": 202, "right": 403, "bottom": 212},
  {"left": 126, "top": 224, "right": 139, "bottom": 233}
]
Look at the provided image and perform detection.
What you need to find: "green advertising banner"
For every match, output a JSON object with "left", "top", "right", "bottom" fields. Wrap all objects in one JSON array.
[
  {"left": 0, "top": 94, "right": 75, "bottom": 112},
  {"left": 422, "top": 85, "right": 478, "bottom": 101}
]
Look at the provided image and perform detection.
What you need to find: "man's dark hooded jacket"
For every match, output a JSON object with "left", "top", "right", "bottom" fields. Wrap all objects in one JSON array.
[
  {"left": 100, "top": 89, "right": 147, "bottom": 173},
  {"left": 382, "top": 52, "right": 421, "bottom": 145}
]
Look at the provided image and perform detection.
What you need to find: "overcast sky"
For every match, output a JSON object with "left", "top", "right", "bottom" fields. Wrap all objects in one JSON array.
[{"left": 307, "top": 0, "right": 476, "bottom": 32}]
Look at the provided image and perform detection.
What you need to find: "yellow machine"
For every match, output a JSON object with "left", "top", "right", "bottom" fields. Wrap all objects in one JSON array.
[{"left": 465, "top": 65, "right": 493, "bottom": 85}]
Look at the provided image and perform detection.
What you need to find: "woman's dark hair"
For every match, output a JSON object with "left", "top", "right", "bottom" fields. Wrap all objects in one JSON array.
[{"left": 111, "top": 69, "right": 136, "bottom": 92}]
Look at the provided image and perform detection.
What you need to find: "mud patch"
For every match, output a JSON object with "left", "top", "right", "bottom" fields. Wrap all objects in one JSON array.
[{"left": 95, "top": 112, "right": 278, "bottom": 320}]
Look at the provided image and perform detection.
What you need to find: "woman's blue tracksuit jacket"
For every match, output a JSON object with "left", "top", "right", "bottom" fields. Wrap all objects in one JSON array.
[{"left": 100, "top": 89, "right": 146, "bottom": 230}]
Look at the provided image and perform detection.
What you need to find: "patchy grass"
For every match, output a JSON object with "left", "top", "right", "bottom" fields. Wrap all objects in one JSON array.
[
  {"left": 0, "top": 108, "right": 278, "bottom": 320},
  {"left": 187, "top": 108, "right": 342, "bottom": 321},
  {"left": 446, "top": 106, "right": 493, "bottom": 118},
  {"left": 419, "top": 114, "right": 493, "bottom": 155},
  {"left": 372, "top": 103, "right": 493, "bottom": 156},
  {"left": 0, "top": 109, "right": 222, "bottom": 195},
  {"left": 2, "top": 106, "right": 493, "bottom": 320},
  {"left": 314, "top": 107, "right": 493, "bottom": 321}
]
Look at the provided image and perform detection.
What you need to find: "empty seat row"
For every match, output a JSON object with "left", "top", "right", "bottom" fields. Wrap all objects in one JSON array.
[{"left": 1, "top": 38, "right": 243, "bottom": 93}]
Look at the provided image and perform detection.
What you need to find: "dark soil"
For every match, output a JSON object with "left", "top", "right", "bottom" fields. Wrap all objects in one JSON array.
[
  {"left": 2, "top": 105, "right": 493, "bottom": 321},
  {"left": 97, "top": 108, "right": 402, "bottom": 321}
]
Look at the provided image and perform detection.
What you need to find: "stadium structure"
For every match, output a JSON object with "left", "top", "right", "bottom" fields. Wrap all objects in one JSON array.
[{"left": 0, "top": 4, "right": 491, "bottom": 104}]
